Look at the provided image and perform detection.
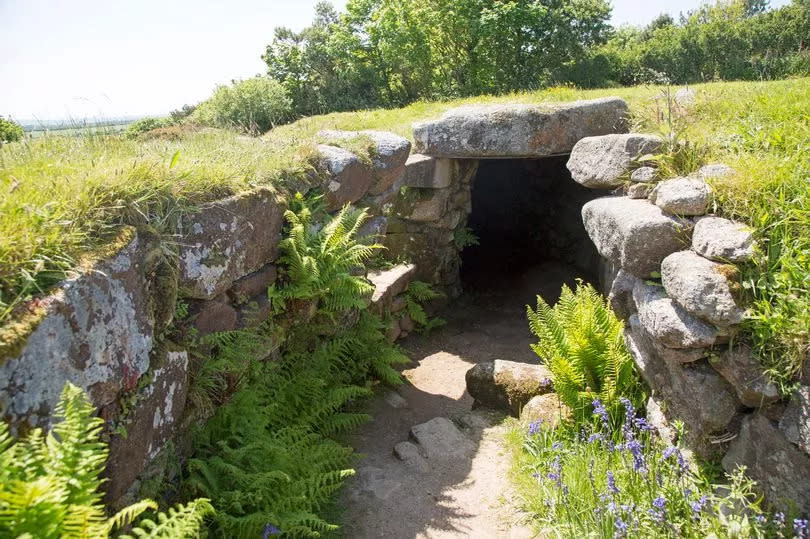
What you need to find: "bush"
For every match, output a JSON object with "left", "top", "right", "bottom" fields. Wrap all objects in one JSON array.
[
  {"left": 0, "top": 382, "right": 212, "bottom": 538},
  {"left": 0, "top": 116, "right": 23, "bottom": 143},
  {"left": 527, "top": 281, "right": 644, "bottom": 425},
  {"left": 124, "top": 116, "right": 173, "bottom": 139},
  {"left": 191, "top": 77, "right": 292, "bottom": 135},
  {"left": 512, "top": 400, "right": 806, "bottom": 538}
]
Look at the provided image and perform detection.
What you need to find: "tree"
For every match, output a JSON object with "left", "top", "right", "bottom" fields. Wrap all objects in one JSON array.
[
  {"left": 191, "top": 77, "right": 293, "bottom": 134},
  {"left": 744, "top": 0, "right": 770, "bottom": 16},
  {"left": 0, "top": 116, "right": 23, "bottom": 143}
]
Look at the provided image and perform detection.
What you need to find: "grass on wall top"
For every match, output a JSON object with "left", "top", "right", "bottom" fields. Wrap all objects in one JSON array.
[{"left": 1, "top": 78, "right": 808, "bottom": 386}]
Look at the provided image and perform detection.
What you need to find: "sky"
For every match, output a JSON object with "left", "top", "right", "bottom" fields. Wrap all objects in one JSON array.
[{"left": 0, "top": 0, "right": 791, "bottom": 122}]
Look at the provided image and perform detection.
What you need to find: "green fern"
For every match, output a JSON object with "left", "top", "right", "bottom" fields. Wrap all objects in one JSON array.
[
  {"left": 404, "top": 281, "right": 446, "bottom": 333},
  {"left": 526, "top": 281, "right": 645, "bottom": 425},
  {"left": 0, "top": 382, "right": 212, "bottom": 539}
]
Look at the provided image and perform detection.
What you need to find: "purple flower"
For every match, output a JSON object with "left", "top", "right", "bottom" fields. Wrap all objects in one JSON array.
[
  {"left": 755, "top": 515, "right": 767, "bottom": 525},
  {"left": 552, "top": 441, "right": 563, "bottom": 451},
  {"left": 607, "top": 470, "right": 619, "bottom": 495},
  {"left": 592, "top": 399, "right": 610, "bottom": 430},
  {"left": 775, "top": 512, "right": 786, "bottom": 529},
  {"left": 607, "top": 501, "right": 617, "bottom": 513},
  {"left": 528, "top": 420, "right": 543, "bottom": 435},
  {"left": 661, "top": 445, "right": 688, "bottom": 473},
  {"left": 547, "top": 455, "right": 563, "bottom": 488},
  {"left": 614, "top": 517, "right": 629, "bottom": 537},
  {"left": 263, "top": 523, "right": 281, "bottom": 538},
  {"left": 588, "top": 433, "right": 605, "bottom": 444},
  {"left": 653, "top": 496, "right": 667, "bottom": 510},
  {"left": 690, "top": 496, "right": 707, "bottom": 517},
  {"left": 794, "top": 518, "right": 809, "bottom": 538},
  {"left": 625, "top": 439, "right": 647, "bottom": 473}
]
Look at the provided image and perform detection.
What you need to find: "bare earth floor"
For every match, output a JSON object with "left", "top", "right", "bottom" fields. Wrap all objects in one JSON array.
[{"left": 338, "top": 261, "right": 583, "bottom": 538}]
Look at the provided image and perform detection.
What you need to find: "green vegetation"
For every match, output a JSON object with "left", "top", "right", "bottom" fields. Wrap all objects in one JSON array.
[
  {"left": 527, "top": 281, "right": 644, "bottom": 423},
  {"left": 403, "top": 280, "right": 446, "bottom": 333},
  {"left": 509, "top": 403, "right": 797, "bottom": 538},
  {"left": 0, "top": 116, "right": 24, "bottom": 143},
  {"left": 0, "top": 382, "right": 212, "bottom": 538},
  {"left": 182, "top": 202, "right": 410, "bottom": 536},
  {"left": 191, "top": 77, "right": 293, "bottom": 134},
  {"left": 264, "top": 0, "right": 809, "bottom": 115}
]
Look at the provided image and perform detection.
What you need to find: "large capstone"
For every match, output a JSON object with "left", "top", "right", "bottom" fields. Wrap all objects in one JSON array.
[
  {"left": 412, "top": 97, "right": 628, "bottom": 158},
  {"left": 581, "top": 197, "right": 693, "bottom": 278},
  {"left": 567, "top": 133, "right": 663, "bottom": 189},
  {"left": 661, "top": 250, "right": 745, "bottom": 327}
]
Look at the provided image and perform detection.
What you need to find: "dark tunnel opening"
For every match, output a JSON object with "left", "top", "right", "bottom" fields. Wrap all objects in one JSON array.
[{"left": 460, "top": 156, "right": 603, "bottom": 309}]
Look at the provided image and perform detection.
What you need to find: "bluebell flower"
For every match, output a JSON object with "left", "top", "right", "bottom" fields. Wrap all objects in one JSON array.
[
  {"left": 653, "top": 496, "right": 666, "bottom": 510},
  {"left": 552, "top": 441, "right": 563, "bottom": 451},
  {"left": 775, "top": 512, "right": 786, "bottom": 529},
  {"left": 607, "top": 470, "right": 619, "bottom": 495},
  {"left": 683, "top": 488, "right": 693, "bottom": 499},
  {"left": 614, "top": 517, "right": 629, "bottom": 537},
  {"left": 690, "top": 495, "right": 707, "bottom": 517},
  {"left": 607, "top": 501, "right": 617, "bottom": 513},
  {"left": 755, "top": 515, "right": 767, "bottom": 525},
  {"left": 662, "top": 445, "right": 687, "bottom": 473},
  {"left": 528, "top": 420, "right": 543, "bottom": 435},
  {"left": 626, "top": 439, "right": 646, "bottom": 473},
  {"left": 794, "top": 518, "right": 808, "bottom": 538},
  {"left": 592, "top": 399, "right": 610, "bottom": 430},
  {"left": 263, "top": 523, "right": 281, "bottom": 538},
  {"left": 588, "top": 433, "right": 605, "bottom": 444}
]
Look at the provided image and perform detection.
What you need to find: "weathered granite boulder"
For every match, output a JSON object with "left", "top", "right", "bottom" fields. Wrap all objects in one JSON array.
[
  {"left": 780, "top": 386, "right": 810, "bottom": 456},
  {"left": 409, "top": 417, "right": 475, "bottom": 460},
  {"left": 105, "top": 350, "right": 189, "bottom": 503},
  {"left": 709, "top": 346, "right": 780, "bottom": 408},
  {"left": 367, "top": 264, "right": 416, "bottom": 314},
  {"left": 581, "top": 197, "right": 693, "bottom": 278},
  {"left": 397, "top": 187, "right": 451, "bottom": 222},
  {"left": 722, "top": 414, "right": 810, "bottom": 515},
  {"left": 633, "top": 280, "right": 718, "bottom": 349},
  {"left": 465, "top": 360, "right": 554, "bottom": 416},
  {"left": 650, "top": 177, "right": 711, "bottom": 216},
  {"left": 190, "top": 299, "right": 238, "bottom": 336},
  {"left": 393, "top": 441, "right": 430, "bottom": 473},
  {"left": 402, "top": 154, "right": 453, "bottom": 189},
  {"left": 317, "top": 144, "right": 375, "bottom": 210},
  {"left": 567, "top": 133, "right": 663, "bottom": 189},
  {"left": 383, "top": 230, "right": 457, "bottom": 285},
  {"left": 412, "top": 97, "right": 628, "bottom": 158},
  {"left": 520, "top": 393, "right": 570, "bottom": 429},
  {"left": 607, "top": 269, "right": 638, "bottom": 321},
  {"left": 692, "top": 216, "right": 756, "bottom": 263},
  {"left": 319, "top": 130, "right": 411, "bottom": 195},
  {"left": 630, "top": 166, "right": 658, "bottom": 183},
  {"left": 0, "top": 233, "right": 154, "bottom": 427},
  {"left": 178, "top": 187, "right": 286, "bottom": 299},
  {"left": 627, "top": 183, "right": 653, "bottom": 199},
  {"left": 625, "top": 315, "right": 738, "bottom": 457},
  {"left": 229, "top": 264, "right": 277, "bottom": 304},
  {"left": 661, "top": 251, "right": 745, "bottom": 327},
  {"left": 697, "top": 163, "right": 734, "bottom": 180}
]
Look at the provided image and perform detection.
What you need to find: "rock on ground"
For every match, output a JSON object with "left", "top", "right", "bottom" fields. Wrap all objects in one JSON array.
[
  {"left": 465, "top": 359, "right": 554, "bottom": 416},
  {"left": 650, "top": 177, "right": 712, "bottom": 216},
  {"left": 413, "top": 97, "right": 628, "bottom": 158},
  {"left": 661, "top": 250, "right": 745, "bottom": 327},
  {"left": 709, "top": 346, "right": 780, "bottom": 408},
  {"left": 409, "top": 417, "right": 475, "bottom": 460},
  {"left": 567, "top": 133, "right": 663, "bottom": 189},
  {"left": 519, "top": 393, "right": 570, "bottom": 429},
  {"left": 581, "top": 197, "right": 693, "bottom": 278},
  {"left": 692, "top": 216, "right": 756, "bottom": 263},
  {"left": 779, "top": 386, "right": 810, "bottom": 456},
  {"left": 633, "top": 280, "right": 718, "bottom": 349},
  {"left": 722, "top": 414, "right": 810, "bottom": 515}
]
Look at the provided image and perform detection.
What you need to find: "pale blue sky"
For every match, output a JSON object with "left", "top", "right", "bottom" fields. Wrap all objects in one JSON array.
[{"left": 0, "top": 0, "right": 790, "bottom": 121}]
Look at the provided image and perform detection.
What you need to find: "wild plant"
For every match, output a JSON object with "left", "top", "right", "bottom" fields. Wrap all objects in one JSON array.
[
  {"left": 527, "top": 281, "right": 644, "bottom": 425},
  {"left": 404, "top": 280, "right": 446, "bottom": 333},
  {"left": 0, "top": 382, "right": 212, "bottom": 538}
]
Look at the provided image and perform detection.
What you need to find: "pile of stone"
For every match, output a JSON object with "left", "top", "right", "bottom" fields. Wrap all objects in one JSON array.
[{"left": 570, "top": 134, "right": 810, "bottom": 513}]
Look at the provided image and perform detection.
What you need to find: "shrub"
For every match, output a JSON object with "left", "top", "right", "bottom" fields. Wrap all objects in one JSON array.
[
  {"left": 191, "top": 77, "right": 292, "bottom": 135},
  {"left": 512, "top": 399, "right": 806, "bottom": 538},
  {"left": 0, "top": 382, "right": 212, "bottom": 538},
  {"left": 527, "top": 281, "right": 644, "bottom": 425},
  {"left": 124, "top": 116, "right": 173, "bottom": 139},
  {"left": 0, "top": 116, "right": 23, "bottom": 143}
]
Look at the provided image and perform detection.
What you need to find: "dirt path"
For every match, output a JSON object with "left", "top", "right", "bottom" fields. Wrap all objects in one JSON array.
[{"left": 339, "top": 262, "right": 582, "bottom": 538}]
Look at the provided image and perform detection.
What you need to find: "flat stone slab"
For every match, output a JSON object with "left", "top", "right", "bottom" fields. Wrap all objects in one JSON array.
[
  {"left": 412, "top": 97, "right": 628, "bottom": 158},
  {"left": 402, "top": 154, "right": 452, "bottom": 189},
  {"left": 692, "top": 216, "right": 756, "bottom": 263},
  {"left": 661, "top": 250, "right": 745, "bottom": 327},
  {"left": 568, "top": 133, "right": 663, "bottom": 189},
  {"left": 367, "top": 263, "right": 416, "bottom": 313},
  {"left": 409, "top": 417, "right": 475, "bottom": 460},
  {"left": 581, "top": 197, "right": 693, "bottom": 278}
]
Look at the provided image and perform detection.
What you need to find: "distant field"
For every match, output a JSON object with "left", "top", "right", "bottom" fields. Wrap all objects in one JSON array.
[{"left": 25, "top": 123, "right": 133, "bottom": 138}]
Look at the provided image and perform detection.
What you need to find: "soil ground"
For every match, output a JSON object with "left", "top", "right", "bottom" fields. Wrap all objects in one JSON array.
[{"left": 338, "top": 261, "right": 584, "bottom": 538}]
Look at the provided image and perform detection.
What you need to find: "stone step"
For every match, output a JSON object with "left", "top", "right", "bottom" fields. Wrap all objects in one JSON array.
[{"left": 367, "top": 263, "right": 416, "bottom": 314}]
